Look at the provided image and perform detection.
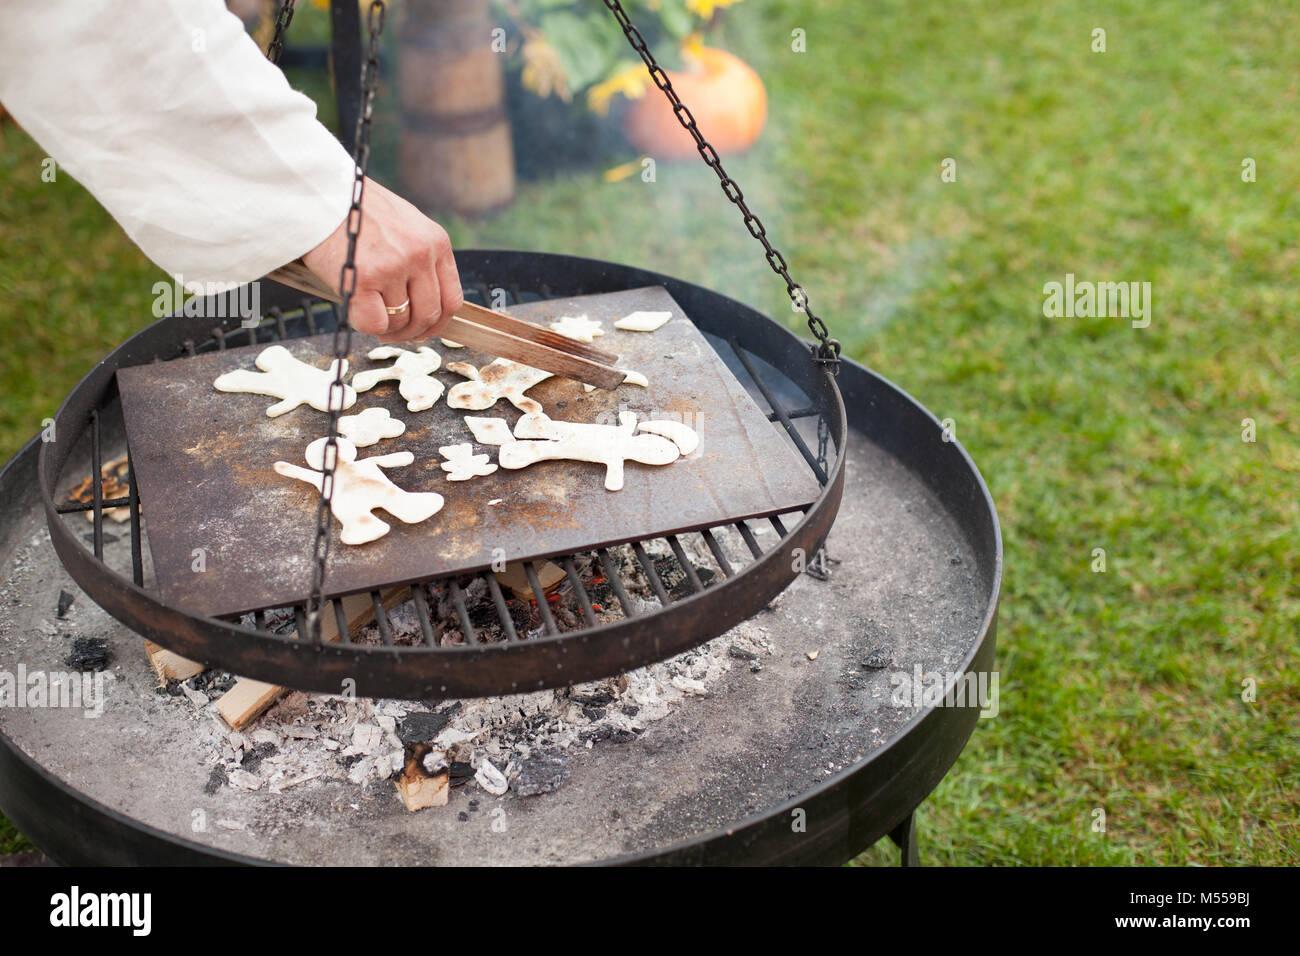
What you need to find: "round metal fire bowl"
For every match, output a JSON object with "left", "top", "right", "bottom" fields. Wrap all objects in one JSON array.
[{"left": 0, "top": 342, "right": 1000, "bottom": 865}]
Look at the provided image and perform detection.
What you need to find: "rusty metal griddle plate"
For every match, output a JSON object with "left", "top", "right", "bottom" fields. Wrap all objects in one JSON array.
[{"left": 115, "top": 286, "right": 820, "bottom": 618}]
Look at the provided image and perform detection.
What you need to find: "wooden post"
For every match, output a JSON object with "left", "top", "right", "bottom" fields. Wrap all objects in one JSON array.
[{"left": 399, "top": 0, "right": 515, "bottom": 216}]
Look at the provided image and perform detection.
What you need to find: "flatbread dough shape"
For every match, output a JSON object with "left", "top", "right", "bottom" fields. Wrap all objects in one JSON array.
[
  {"left": 213, "top": 344, "right": 356, "bottom": 417},
  {"left": 614, "top": 310, "right": 672, "bottom": 332},
  {"left": 548, "top": 314, "right": 605, "bottom": 343},
  {"left": 445, "top": 358, "right": 553, "bottom": 415},
  {"left": 273, "top": 437, "right": 443, "bottom": 545},
  {"left": 438, "top": 443, "right": 498, "bottom": 481},
  {"left": 636, "top": 419, "right": 699, "bottom": 455},
  {"left": 464, "top": 416, "right": 514, "bottom": 446},
  {"left": 498, "top": 410, "right": 681, "bottom": 492},
  {"left": 337, "top": 407, "right": 406, "bottom": 447},
  {"left": 352, "top": 345, "right": 444, "bottom": 412}
]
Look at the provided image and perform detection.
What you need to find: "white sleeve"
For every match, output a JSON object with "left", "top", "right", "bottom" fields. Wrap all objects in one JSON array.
[{"left": 0, "top": 0, "right": 356, "bottom": 290}]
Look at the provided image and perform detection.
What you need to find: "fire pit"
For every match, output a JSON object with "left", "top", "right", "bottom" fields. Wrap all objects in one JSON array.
[{"left": 0, "top": 251, "right": 1001, "bottom": 865}]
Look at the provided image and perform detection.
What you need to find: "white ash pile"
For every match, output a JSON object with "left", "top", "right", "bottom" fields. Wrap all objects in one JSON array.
[{"left": 177, "top": 616, "right": 772, "bottom": 805}]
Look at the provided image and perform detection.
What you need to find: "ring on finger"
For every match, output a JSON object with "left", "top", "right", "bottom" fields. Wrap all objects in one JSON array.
[{"left": 385, "top": 298, "right": 410, "bottom": 315}]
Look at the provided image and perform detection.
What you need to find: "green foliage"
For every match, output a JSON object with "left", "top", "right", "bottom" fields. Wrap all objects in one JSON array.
[
  {"left": 537, "top": 8, "right": 625, "bottom": 91},
  {"left": 436, "top": 0, "right": 1300, "bottom": 866},
  {"left": 0, "top": 813, "right": 32, "bottom": 856},
  {"left": 495, "top": 0, "right": 706, "bottom": 95}
]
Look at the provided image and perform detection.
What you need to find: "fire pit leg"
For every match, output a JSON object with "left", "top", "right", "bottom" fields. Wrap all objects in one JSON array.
[{"left": 888, "top": 811, "right": 920, "bottom": 867}]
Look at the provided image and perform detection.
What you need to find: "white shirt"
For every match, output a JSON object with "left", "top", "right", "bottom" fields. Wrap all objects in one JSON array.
[{"left": 0, "top": 0, "right": 356, "bottom": 290}]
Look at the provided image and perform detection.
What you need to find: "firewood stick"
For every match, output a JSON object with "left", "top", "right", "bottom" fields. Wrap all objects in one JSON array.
[
  {"left": 395, "top": 742, "right": 449, "bottom": 811},
  {"left": 144, "top": 640, "right": 205, "bottom": 683}
]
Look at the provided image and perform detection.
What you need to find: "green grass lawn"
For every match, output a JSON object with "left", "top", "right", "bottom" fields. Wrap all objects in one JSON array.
[{"left": 1, "top": 0, "right": 1295, "bottom": 863}]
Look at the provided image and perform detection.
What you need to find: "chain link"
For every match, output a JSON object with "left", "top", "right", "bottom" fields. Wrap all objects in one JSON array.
[
  {"left": 602, "top": 0, "right": 841, "bottom": 374},
  {"left": 265, "top": 0, "right": 296, "bottom": 65},
  {"left": 300, "top": 1, "right": 387, "bottom": 641},
  {"left": 810, "top": 411, "right": 832, "bottom": 578}
]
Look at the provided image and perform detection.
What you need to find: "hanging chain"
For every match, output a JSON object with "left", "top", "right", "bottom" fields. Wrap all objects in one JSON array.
[
  {"left": 266, "top": 0, "right": 296, "bottom": 65},
  {"left": 602, "top": 0, "right": 840, "bottom": 374},
  {"left": 806, "top": 412, "right": 833, "bottom": 580},
  {"left": 605, "top": 0, "right": 839, "bottom": 577},
  {"left": 296, "top": 1, "right": 388, "bottom": 641}
]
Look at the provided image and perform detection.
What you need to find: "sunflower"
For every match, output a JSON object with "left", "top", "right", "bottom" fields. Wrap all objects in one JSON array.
[
  {"left": 685, "top": 0, "right": 744, "bottom": 19},
  {"left": 587, "top": 63, "right": 652, "bottom": 115}
]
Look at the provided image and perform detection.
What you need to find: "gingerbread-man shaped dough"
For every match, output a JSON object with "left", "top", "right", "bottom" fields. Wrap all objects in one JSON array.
[
  {"left": 352, "top": 346, "right": 444, "bottom": 412},
  {"left": 214, "top": 345, "right": 356, "bottom": 417},
  {"left": 445, "top": 358, "right": 552, "bottom": 415},
  {"left": 499, "top": 411, "right": 681, "bottom": 491},
  {"left": 273, "top": 437, "right": 443, "bottom": 545}
]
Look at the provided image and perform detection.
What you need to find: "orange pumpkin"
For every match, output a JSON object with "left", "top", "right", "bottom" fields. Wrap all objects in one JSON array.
[{"left": 624, "top": 46, "right": 767, "bottom": 160}]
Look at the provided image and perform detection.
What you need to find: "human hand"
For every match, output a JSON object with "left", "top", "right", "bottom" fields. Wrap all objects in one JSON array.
[{"left": 301, "top": 177, "right": 463, "bottom": 342}]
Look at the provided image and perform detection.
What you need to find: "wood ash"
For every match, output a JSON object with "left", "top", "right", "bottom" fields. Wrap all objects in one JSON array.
[
  {"left": 174, "top": 613, "right": 770, "bottom": 803},
  {"left": 164, "top": 530, "right": 772, "bottom": 804}
]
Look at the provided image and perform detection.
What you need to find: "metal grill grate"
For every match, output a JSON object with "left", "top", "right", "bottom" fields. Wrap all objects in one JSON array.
[{"left": 39, "top": 253, "right": 845, "bottom": 699}]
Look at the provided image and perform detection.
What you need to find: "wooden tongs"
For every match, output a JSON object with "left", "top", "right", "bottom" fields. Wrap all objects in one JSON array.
[{"left": 267, "top": 260, "right": 626, "bottom": 390}]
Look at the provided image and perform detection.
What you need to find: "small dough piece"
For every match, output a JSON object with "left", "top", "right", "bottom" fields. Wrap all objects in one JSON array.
[
  {"left": 512, "top": 411, "right": 563, "bottom": 440},
  {"left": 548, "top": 314, "right": 605, "bottom": 343},
  {"left": 273, "top": 438, "right": 443, "bottom": 545},
  {"left": 440, "top": 338, "right": 465, "bottom": 348},
  {"left": 614, "top": 310, "right": 672, "bottom": 332},
  {"left": 637, "top": 419, "right": 699, "bottom": 456},
  {"left": 338, "top": 407, "right": 405, "bottom": 447},
  {"left": 446, "top": 358, "right": 552, "bottom": 415},
  {"left": 498, "top": 410, "right": 679, "bottom": 492},
  {"left": 352, "top": 346, "right": 444, "bottom": 412},
  {"left": 213, "top": 344, "right": 356, "bottom": 417},
  {"left": 464, "top": 416, "right": 514, "bottom": 446},
  {"left": 438, "top": 443, "right": 498, "bottom": 481}
]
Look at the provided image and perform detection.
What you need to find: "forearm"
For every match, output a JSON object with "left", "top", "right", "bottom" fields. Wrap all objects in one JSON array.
[{"left": 0, "top": 0, "right": 354, "bottom": 289}]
